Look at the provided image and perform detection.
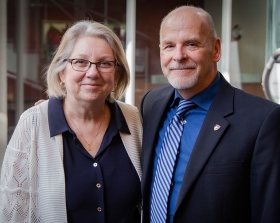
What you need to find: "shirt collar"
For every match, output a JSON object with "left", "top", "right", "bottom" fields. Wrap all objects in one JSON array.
[
  {"left": 48, "top": 97, "right": 130, "bottom": 137},
  {"left": 172, "top": 72, "right": 220, "bottom": 111},
  {"left": 48, "top": 97, "right": 69, "bottom": 137},
  {"left": 109, "top": 101, "right": 130, "bottom": 134}
]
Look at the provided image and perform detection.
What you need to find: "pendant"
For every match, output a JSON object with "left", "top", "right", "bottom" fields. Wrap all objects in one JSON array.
[{"left": 87, "top": 145, "right": 91, "bottom": 151}]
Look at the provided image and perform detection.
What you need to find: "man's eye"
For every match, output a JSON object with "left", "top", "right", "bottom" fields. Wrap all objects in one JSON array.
[
  {"left": 188, "top": 43, "right": 198, "bottom": 47},
  {"left": 186, "top": 42, "right": 200, "bottom": 50},
  {"left": 163, "top": 45, "right": 174, "bottom": 50}
]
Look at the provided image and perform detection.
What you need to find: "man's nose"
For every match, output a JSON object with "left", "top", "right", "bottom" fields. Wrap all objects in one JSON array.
[{"left": 173, "top": 46, "right": 187, "bottom": 61}]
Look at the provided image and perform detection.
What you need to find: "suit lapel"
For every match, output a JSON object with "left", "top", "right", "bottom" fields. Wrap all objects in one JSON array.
[
  {"left": 142, "top": 87, "right": 174, "bottom": 199},
  {"left": 175, "top": 76, "right": 235, "bottom": 211},
  {"left": 143, "top": 88, "right": 174, "bottom": 172},
  {"left": 145, "top": 94, "right": 173, "bottom": 150}
]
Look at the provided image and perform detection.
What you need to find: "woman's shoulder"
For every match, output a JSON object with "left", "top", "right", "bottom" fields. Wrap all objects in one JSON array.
[
  {"left": 116, "top": 100, "right": 139, "bottom": 112},
  {"left": 115, "top": 100, "right": 141, "bottom": 123},
  {"left": 17, "top": 100, "right": 49, "bottom": 125},
  {"left": 7, "top": 100, "right": 50, "bottom": 153}
]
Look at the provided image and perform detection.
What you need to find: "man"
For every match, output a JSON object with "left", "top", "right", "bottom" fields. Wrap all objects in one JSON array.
[{"left": 140, "top": 5, "right": 280, "bottom": 223}]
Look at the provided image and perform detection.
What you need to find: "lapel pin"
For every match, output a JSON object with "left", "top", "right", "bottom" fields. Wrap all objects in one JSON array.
[{"left": 214, "top": 124, "right": 221, "bottom": 131}]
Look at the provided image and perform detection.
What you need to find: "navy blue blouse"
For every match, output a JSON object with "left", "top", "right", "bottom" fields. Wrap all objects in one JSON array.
[{"left": 48, "top": 98, "right": 141, "bottom": 223}]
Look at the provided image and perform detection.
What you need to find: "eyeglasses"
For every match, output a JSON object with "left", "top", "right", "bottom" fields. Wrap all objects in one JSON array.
[{"left": 64, "top": 59, "right": 117, "bottom": 73}]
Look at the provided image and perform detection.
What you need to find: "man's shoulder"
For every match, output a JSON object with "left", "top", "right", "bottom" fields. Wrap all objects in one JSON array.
[
  {"left": 145, "top": 85, "right": 173, "bottom": 98},
  {"left": 140, "top": 85, "right": 173, "bottom": 116},
  {"left": 234, "top": 87, "right": 278, "bottom": 108},
  {"left": 218, "top": 76, "right": 278, "bottom": 110},
  {"left": 141, "top": 85, "right": 173, "bottom": 106}
]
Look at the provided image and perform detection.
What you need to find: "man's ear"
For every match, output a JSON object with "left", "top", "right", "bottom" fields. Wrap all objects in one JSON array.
[{"left": 213, "top": 38, "right": 221, "bottom": 62}]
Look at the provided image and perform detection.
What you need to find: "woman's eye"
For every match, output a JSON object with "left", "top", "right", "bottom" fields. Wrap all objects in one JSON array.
[
  {"left": 74, "top": 60, "right": 88, "bottom": 66},
  {"left": 76, "top": 60, "right": 86, "bottom": 64},
  {"left": 99, "top": 61, "right": 112, "bottom": 67}
]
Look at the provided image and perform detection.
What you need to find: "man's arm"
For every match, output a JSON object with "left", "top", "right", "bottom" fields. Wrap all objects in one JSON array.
[{"left": 250, "top": 105, "right": 280, "bottom": 222}]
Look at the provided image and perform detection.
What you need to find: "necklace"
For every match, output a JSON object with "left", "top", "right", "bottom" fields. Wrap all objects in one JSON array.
[{"left": 66, "top": 108, "right": 106, "bottom": 151}]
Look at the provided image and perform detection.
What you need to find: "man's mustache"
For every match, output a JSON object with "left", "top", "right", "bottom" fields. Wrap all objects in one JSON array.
[{"left": 168, "top": 63, "right": 197, "bottom": 69}]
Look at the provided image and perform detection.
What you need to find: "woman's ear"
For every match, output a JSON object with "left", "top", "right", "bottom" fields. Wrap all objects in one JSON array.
[{"left": 59, "top": 71, "right": 65, "bottom": 83}]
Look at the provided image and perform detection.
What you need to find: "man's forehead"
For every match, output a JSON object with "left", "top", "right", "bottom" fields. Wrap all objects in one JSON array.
[
  {"left": 163, "top": 8, "right": 203, "bottom": 23},
  {"left": 161, "top": 21, "right": 205, "bottom": 39},
  {"left": 160, "top": 15, "right": 209, "bottom": 41},
  {"left": 161, "top": 11, "right": 206, "bottom": 34}
]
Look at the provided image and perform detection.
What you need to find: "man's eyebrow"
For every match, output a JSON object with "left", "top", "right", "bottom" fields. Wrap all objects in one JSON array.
[{"left": 161, "top": 40, "right": 173, "bottom": 45}]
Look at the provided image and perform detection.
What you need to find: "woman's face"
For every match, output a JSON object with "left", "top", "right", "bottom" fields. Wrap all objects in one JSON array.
[{"left": 60, "top": 35, "right": 116, "bottom": 104}]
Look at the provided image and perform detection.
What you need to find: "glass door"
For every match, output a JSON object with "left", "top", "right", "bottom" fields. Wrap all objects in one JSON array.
[{"left": 264, "top": 0, "right": 280, "bottom": 103}]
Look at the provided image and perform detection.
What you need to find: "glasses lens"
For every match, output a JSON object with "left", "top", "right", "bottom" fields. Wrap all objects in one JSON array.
[
  {"left": 97, "top": 61, "right": 116, "bottom": 72},
  {"left": 71, "top": 59, "right": 90, "bottom": 71}
]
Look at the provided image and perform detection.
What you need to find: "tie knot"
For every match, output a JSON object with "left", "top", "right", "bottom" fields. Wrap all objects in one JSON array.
[{"left": 176, "top": 100, "right": 196, "bottom": 117}]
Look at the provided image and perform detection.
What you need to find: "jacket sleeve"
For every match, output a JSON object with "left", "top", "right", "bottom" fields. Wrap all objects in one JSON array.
[
  {"left": 0, "top": 108, "right": 41, "bottom": 223},
  {"left": 250, "top": 105, "right": 280, "bottom": 223}
]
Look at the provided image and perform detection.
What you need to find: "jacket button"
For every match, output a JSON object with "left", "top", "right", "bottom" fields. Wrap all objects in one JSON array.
[
  {"left": 97, "top": 207, "right": 102, "bottom": 212},
  {"left": 96, "top": 183, "right": 101, "bottom": 188},
  {"left": 93, "top": 163, "right": 98, "bottom": 167}
]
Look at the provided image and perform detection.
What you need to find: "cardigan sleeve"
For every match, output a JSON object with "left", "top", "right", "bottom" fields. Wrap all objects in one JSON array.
[
  {"left": 116, "top": 100, "right": 143, "bottom": 180},
  {"left": 0, "top": 107, "right": 42, "bottom": 223}
]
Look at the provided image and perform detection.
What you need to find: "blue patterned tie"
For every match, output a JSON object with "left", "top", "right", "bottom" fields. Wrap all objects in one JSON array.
[{"left": 150, "top": 100, "right": 196, "bottom": 223}]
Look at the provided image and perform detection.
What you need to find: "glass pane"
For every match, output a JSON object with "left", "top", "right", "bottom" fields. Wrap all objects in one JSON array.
[
  {"left": 7, "top": 0, "right": 126, "bottom": 139},
  {"left": 265, "top": 0, "right": 280, "bottom": 103},
  {"left": 134, "top": 0, "right": 204, "bottom": 108}
]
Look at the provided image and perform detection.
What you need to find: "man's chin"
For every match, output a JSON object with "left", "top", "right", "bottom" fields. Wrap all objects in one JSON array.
[{"left": 166, "top": 75, "right": 197, "bottom": 89}]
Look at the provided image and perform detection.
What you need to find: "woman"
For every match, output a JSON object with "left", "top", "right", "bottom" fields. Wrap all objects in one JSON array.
[{"left": 0, "top": 21, "right": 142, "bottom": 223}]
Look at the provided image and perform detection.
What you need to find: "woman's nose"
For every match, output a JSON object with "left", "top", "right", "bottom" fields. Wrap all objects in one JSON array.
[{"left": 86, "top": 63, "right": 100, "bottom": 78}]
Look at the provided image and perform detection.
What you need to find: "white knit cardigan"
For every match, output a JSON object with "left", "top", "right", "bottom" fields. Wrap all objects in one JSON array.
[{"left": 0, "top": 100, "right": 142, "bottom": 223}]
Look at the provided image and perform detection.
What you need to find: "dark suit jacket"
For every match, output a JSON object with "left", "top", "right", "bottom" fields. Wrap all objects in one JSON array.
[{"left": 140, "top": 74, "right": 280, "bottom": 223}]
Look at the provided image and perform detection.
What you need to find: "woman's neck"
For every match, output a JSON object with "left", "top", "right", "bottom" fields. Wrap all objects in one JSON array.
[{"left": 62, "top": 98, "right": 106, "bottom": 121}]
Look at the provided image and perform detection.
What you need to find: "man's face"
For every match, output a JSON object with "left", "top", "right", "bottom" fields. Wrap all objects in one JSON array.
[{"left": 159, "top": 9, "right": 221, "bottom": 98}]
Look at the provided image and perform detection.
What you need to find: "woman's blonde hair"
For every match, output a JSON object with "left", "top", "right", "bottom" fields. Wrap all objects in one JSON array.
[{"left": 45, "top": 20, "right": 130, "bottom": 101}]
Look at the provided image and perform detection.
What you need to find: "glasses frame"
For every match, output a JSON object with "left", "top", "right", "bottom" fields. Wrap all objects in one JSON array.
[{"left": 64, "top": 59, "right": 118, "bottom": 73}]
